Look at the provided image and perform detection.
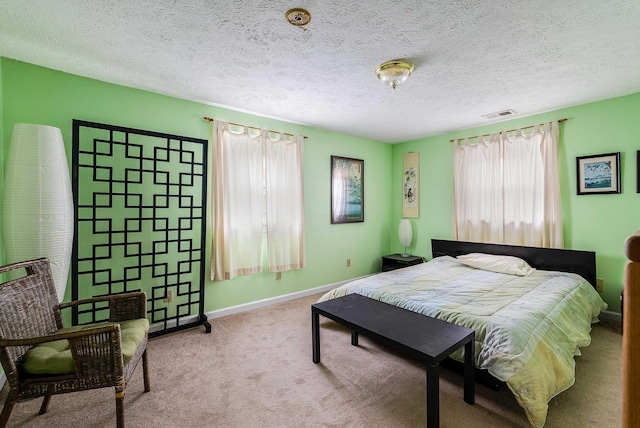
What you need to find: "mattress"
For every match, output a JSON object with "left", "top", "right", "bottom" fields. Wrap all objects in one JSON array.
[{"left": 318, "top": 255, "right": 608, "bottom": 427}]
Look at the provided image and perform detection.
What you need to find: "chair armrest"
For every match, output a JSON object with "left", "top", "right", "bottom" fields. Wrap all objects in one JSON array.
[
  {"left": 59, "top": 291, "right": 147, "bottom": 321},
  {"left": 0, "top": 324, "right": 121, "bottom": 347}
]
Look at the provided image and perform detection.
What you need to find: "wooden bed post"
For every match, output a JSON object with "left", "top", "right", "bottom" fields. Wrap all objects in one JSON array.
[{"left": 623, "top": 232, "right": 640, "bottom": 428}]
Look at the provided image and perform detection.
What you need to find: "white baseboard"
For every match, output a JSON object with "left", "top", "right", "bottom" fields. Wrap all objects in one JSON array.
[
  {"left": 204, "top": 277, "right": 364, "bottom": 321},
  {"left": 147, "top": 276, "right": 368, "bottom": 333},
  {"left": 599, "top": 309, "right": 622, "bottom": 326},
  {"left": 149, "top": 315, "right": 200, "bottom": 334}
]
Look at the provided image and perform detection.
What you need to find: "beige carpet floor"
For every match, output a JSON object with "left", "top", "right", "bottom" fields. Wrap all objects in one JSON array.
[{"left": 0, "top": 293, "right": 622, "bottom": 427}]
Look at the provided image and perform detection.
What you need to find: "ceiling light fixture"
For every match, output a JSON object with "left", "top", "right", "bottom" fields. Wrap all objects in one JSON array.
[
  {"left": 285, "top": 8, "right": 311, "bottom": 31},
  {"left": 376, "top": 59, "right": 414, "bottom": 89}
]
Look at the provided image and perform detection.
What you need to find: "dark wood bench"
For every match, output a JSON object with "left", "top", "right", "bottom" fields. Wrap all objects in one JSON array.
[{"left": 312, "top": 293, "right": 475, "bottom": 428}]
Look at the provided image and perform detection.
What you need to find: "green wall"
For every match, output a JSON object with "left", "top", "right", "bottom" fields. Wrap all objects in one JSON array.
[
  {"left": 2, "top": 57, "right": 635, "bottom": 315},
  {"left": 0, "top": 58, "right": 393, "bottom": 312},
  {"left": 391, "top": 93, "right": 640, "bottom": 312}
]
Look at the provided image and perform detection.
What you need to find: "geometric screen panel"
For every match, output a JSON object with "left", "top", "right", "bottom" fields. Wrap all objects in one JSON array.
[{"left": 71, "top": 120, "right": 209, "bottom": 336}]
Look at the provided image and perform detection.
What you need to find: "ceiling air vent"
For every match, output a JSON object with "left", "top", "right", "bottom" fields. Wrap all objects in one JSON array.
[{"left": 482, "top": 109, "right": 516, "bottom": 119}]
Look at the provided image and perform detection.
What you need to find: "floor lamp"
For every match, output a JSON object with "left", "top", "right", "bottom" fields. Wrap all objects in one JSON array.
[{"left": 2, "top": 123, "right": 74, "bottom": 302}]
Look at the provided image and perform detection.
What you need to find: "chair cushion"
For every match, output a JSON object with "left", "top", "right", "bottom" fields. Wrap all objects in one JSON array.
[{"left": 23, "top": 318, "right": 149, "bottom": 375}]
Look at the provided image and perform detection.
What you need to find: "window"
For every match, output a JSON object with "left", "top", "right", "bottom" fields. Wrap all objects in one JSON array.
[
  {"left": 210, "top": 121, "right": 305, "bottom": 280},
  {"left": 453, "top": 122, "right": 562, "bottom": 248}
]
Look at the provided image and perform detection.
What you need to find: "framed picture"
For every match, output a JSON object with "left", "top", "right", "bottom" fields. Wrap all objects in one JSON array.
[
  {"left": 402, "top": 152, "right": 419, "bottom": 218},
  {"left": 331, "top": 156, "right": 364, "bottom": 223},
  {"left": 637, "top": 151, "right": 640, "bottom": 193},
  {"left": 576, "top": 152, "right": 621, "bottom": 195}
]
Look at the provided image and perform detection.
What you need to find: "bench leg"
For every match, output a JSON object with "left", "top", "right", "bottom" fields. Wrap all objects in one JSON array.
[
  {"left": 351, "top": 330, "right": 358, "bottom": 346},
  {"left": 464, "top": 339, "right": 475, "bottom": 405},
  {"left": 312, "top": 309, "right": 320, "bottom": 363},
  {"left": 426, "top": 363, "right": 440, "bottom": 428}
]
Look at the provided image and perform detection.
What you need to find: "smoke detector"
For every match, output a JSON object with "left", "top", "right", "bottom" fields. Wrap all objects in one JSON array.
[{"left": 286, "top": 8, "right": 311, "bottom": 30}]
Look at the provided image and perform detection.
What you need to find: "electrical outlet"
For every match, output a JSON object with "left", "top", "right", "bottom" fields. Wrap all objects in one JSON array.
[
  {"left": 347, "top": 259, "right": 351, "bottom": 267},
  {"left": 276, "top": 272, "right": 282, "bottom": 280},
  {"left": 164, "top": 289, "right": 173, "bottom": 303},
  {"left": 596, "top": 278, "right": 604, "bottom": 292}
]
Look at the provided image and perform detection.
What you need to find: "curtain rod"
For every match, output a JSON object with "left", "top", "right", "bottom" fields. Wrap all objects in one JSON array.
[
  {"left": 203, "top": 117, "right": 308, "bottom": 139},
  {"left": 449, "top": 118, "right": 568, "bottom": 143}
]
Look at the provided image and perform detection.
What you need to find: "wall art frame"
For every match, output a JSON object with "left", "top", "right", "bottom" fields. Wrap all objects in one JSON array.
[
  {"left": 637, "top": 150, "right": 640, "bottom": 193},
  {"left": 402, "top": 152, "right": 420, "bottom": 218},
  {"left": 576, "top": 152, "right": 621, "bottom": 195},
  {"left": 331, "top": 155, "right": 364, "bottom": 224}
]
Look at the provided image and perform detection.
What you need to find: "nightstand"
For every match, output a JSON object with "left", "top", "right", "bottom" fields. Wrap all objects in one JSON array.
[{"left": 381, "top": 254, "right": 424, "bottom": 272}]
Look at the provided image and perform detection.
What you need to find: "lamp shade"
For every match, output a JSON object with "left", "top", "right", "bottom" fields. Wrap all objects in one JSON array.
[
  {"left": 2, "top": 123, "right": 74, "bottom": 302},
  {"left": 398, "top": 219, "right": 412, "bottom": 249}
]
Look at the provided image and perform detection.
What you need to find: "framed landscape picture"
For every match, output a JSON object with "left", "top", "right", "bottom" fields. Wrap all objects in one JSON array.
[
  {"left": 331, "top": 156, "right": 364, "bottom": 223},
  {"left": 576, "top": 152, "right": 621, "bottom": 195},
  {"left": 637, "top": 151, "right": 640, "bottom": 193}
]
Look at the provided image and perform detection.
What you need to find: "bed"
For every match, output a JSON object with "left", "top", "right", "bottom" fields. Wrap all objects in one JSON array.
[{"left": 318, "top": 239, "right": 607, "bottom": 428}]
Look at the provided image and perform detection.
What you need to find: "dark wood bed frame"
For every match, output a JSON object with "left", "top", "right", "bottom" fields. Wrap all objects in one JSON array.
[
  {"left": 431, "top": 239, "right": 597, "bottom": 288},
  {"left": 430, "top": 239, "right": 598, "bottom": 389}
]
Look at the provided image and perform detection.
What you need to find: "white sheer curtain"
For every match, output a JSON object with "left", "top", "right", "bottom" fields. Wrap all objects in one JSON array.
[
  {"left": 211, "top": 121, "right": 264, "bottom": 280},
  {"left": 211, "top": 120, "right": 305, "bottom": 280},
  {"left": 453, "top": 133, "right": 503, "bottom": 243},
  {"left": 264, "top": 132, "right": 305, "bottom": 272},
  {"left": 453, "top": 121, "right": 563, "bottom": 248}
]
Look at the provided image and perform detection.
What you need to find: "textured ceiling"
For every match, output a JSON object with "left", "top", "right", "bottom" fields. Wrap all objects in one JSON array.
[{"left": 1, "top": 1, "right": 640, "bottom": 143}]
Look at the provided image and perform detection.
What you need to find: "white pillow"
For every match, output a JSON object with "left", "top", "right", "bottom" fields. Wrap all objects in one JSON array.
[{"left": 456, "top": 253, "right": 535, "bottom": 276}]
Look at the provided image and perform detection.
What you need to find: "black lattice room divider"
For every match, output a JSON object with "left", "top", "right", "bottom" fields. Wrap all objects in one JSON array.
[{"left": 71, "top": 120, "right": 210, "bottom": 336}]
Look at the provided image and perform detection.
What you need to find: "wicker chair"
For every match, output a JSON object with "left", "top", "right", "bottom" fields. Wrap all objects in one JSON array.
[{"left": 0, "top": 258, "right": 150, "bottom": 427}]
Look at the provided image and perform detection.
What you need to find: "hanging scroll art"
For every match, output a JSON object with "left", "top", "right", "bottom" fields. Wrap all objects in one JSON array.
[{"left": 402, "top": 152, "right": 419, "bottom": 218}]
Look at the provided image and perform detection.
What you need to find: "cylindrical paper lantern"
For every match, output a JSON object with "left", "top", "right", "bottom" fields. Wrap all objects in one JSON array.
[
  {"left": 398, "top": 219, "right": 412, "bottom": 257},
  {"left": 2, "top": 123, "right": 74, "bottom": 302}
]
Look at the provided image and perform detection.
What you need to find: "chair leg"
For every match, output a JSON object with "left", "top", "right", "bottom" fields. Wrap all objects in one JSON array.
[
  {"left": 38, "top": 393, "right": 52, "bottom": 415},
  {"left": 0, "top": 393, "right": 17, "bottom": 428},
  {"left": 115, "top": 390, "right": 125, "bottom": 428},
  {"left": 142, "top": 349, "right": 150, "bottom": 392}
]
